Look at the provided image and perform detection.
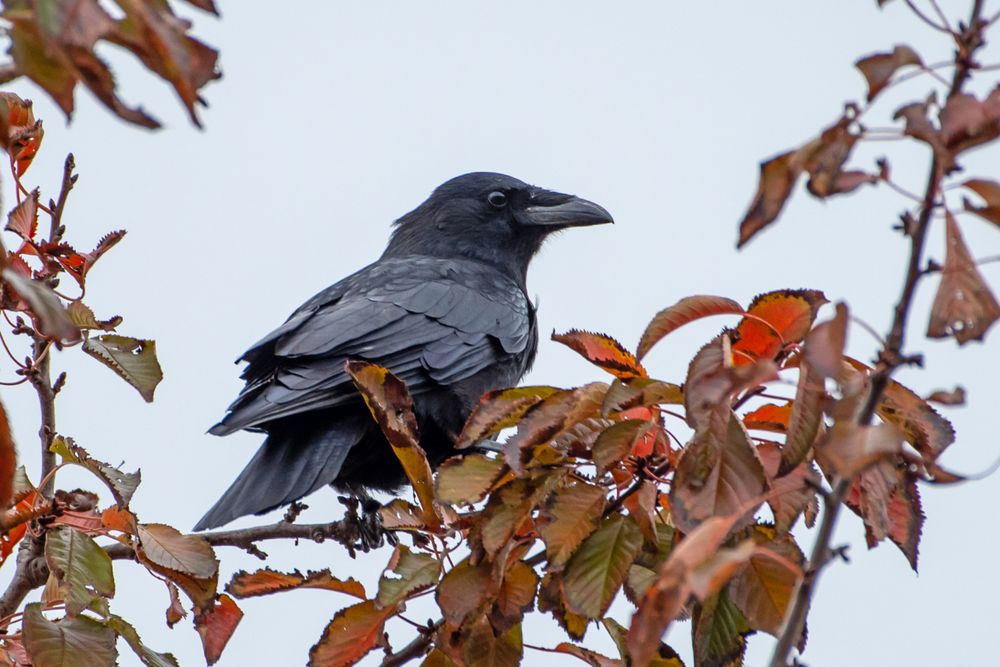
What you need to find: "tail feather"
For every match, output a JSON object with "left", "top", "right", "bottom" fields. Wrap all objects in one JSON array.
[{"left": 194, "top": 416, "right": 367, "bottom": 531}]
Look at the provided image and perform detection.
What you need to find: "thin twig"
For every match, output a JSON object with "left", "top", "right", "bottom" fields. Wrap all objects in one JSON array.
[
  {"left": 48, "top": 155, "right": 76, "bottom": 244},
  {"left": 381, "top": 620, "right": 439, "bottom": 666},
  {"left": 904, "top": 0, "right": 952, "bottom": 33}
]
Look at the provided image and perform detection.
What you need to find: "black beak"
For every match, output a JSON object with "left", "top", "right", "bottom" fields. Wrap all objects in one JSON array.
[{"left": 518, "top": 192, "right": 614, "bottom": 228}]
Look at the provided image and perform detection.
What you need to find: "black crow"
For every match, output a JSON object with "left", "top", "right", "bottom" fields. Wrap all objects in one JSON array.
[{"left": 195, "top": 172, "right": 612, "bottom": 530}]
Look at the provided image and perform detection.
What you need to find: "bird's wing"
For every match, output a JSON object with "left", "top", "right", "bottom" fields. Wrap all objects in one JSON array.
[{"left": 211, "top": 258, "right": 532, "bottom": 434}]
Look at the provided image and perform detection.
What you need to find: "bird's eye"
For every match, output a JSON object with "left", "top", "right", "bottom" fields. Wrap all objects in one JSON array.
[{"left": 487, "top": 191, "right": 508, "bottom": 208}]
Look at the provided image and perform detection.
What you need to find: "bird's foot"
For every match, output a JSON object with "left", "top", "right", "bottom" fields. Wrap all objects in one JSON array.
[{"left": 338, "top": 495, "right": 397, "bottom": 553}]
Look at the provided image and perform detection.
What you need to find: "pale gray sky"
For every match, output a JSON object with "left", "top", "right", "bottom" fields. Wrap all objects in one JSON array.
[{"left": 2, "top": 2, "right": 998, "bottom": 665}]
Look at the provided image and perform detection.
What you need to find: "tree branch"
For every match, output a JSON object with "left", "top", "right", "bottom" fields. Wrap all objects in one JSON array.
[
  {"left": 769, "top": 3, "right": 987, "bottom": 665},
  {"left": 381, "top": 621, "right": 439, "bottom": 667}
]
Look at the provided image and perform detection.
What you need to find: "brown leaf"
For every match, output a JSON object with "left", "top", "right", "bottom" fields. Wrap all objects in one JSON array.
[
  {"left": 553, "top": 329, "right": 646, "bottom": 379},
  {"left": 855, "top": 45, "right": 923, "bottom": 102},
  {"left": 346, "top": 360, "right": 439, "bottom": 529},
  {"left": 816, "top": 422, "right": 902, "bottom": 478},
  {"left": 601, "top": 378, "right": 683, "bottom": 417},
  {"left": 436, "top": 557, "right": 494, "bottom": 626},
  {"left": 939, "top": 91, "right": 1000, "bottom": 156},
  {"left": 1, "top": 270, "right": 80, "bottom": 342},
  {"left": 894, "top": 97, "right": 951, "bottom": 169},
  {"left": 737, "top": 150, "right": 803, "bottom": 247},
  {"left": 503, "top": 383, "right": 606, "bottom": 474},
  {"left": 537, "top": 572, "right": 588, "bottom": 640},
  {"left": 925, "top": 386, "right": 965, "bottom": 406},
  {"left": 165, "top": 581, "right": 186, "bottom": 628},
  {"left": 5, "top": 190, "right": 38, "bottom": 242},
  {"left": 226, "top": 568, "right": 366, "bottom": 600},
  {"left": 308, "top": 600, "right": 393, "bottom": 667},
  {"left": 758, "top": 443, "right": 819, "bottom": 533},
  {"left": 845, "top": 462, "right": 924, "bottom": 570},
  {"left": 804, "top": 119, "right": 859, "bottom": 198},
  {"left": 927, "top": 213, "right": 1000, "bottom": 344},
  {"left": 457, "top": 386, "right": 561, "bottom": 449},
  {"left": 728, "top": 525, "right": 804, "bottom": 635},
  {"left": 961, "top": 178, "right": 1000, "bottom": 228},
  {"left": 637, "top": 295, "right": 745, "bottom": 360},
  {"left": 137, "top": 523, "right": 218, "bottom": 579},
  {"left": 538, "top": 481, "right": 606, "bottom": 569},
  {"left": 435, "top": 453, "right": 506, "bottom": 505},
  {"left": 670, "top": 413, "right": 768, "bottom": 533},
  {"left": 492, "top": 561, "right": 538, "bottom": 630}
]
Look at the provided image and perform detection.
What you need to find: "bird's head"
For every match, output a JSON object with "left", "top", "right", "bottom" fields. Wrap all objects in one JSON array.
[{"left": 383, "top": 172, "right": 613, "bottom": 282}]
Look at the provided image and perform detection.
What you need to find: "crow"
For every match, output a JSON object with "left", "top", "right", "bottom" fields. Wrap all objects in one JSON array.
[{"left": 195, "top": 172, "right": 612, "bottom": 531}]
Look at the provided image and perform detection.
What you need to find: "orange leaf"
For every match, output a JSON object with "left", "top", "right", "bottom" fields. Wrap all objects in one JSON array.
[
  {"left": 226, "top": 568, "right": 366, "bottom": 600},
  {"left": 733, "top": 289, "right": 827, "bottom": 363},
  {"left": 553, "top": 329, "right": 646, "bottom": 379},
  {"left": 194, "top": 594, "right": 243, "bottom": 666},
  {"left": 743, "top": 403, "right": 792, "bottom": 433},
  {"left": 636, "top": 295, "right": 744, "bottom": 360}
]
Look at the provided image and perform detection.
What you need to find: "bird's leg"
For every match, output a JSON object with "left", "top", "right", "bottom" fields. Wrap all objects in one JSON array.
[{"left": 337, "top": 490, "right": 396, "bottom": 552}]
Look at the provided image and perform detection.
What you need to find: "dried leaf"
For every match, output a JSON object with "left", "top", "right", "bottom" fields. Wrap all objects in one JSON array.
[
  {"left": 0, "top": 401, "right": 15, "bottom": 511},
  {"left": 816, "top": 422, "right": 902, "bottom": 478},
  {"left": 728, "top": 525, "right": 804, "bottom": 635},
  {"left": 6, "top": 190, "right": 38, "bottom": 241},
  {"left": 961, "top": 178, "right": 1000, "bottom": 228},
  {"left": 925, "top": 386, "right": 965, "bottom": 406},
  {"left": 226, "top": 568, "right": 366, "bottom": 600},
  {"left": 436, "top": 557, "right": 493, "bottom": 626},
  {"left": 738, "top": 150, "right": 803, "bottom": 247},
  {"left": 939, "top": 91, "right": 1000, "bottom": 155},
  {"left": 50, "top": 436, "right": 140, "bottom": 507},
  {"left": 457, "top": 386, "right": 561, "bottom": 448},
  {"left": 105, "top": 615, "right": 179, "bottom": 667},
  {"left": 927, "top": 213, "right": 1000, "bottom": 344},
  {"left": 601, "top": 378, "right": 683, "bottom": 417},
  {"left": 855, "top": 45, "right": 923, "bottom": 102},
  {"left": 758, "top": 443, "right": 820, "bottom": 533},
  {"left": 2, "top": 270, "right": 80, "bottom": 342}
]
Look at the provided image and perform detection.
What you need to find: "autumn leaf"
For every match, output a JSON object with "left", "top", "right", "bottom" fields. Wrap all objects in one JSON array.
[
  {"left": 376, "top": 544, "right": 439, "bottom": 608},
  {"left": 44, "top": 526, "right": 115, "bottom": 615},
  {"left": 758, "top": 443, "right": 819, "bottom": 533},
  {"left": 816, "top": 422, "right": 903, "bottom": 478},
  {"left": 742, "top": 403, "right": 792, "bottom": 433},
  {"left": 537, "top": 572, "right": 588, "bottom": 640},
  {"left": 105, "top": 615, "right": 179, "bottom": 667},
  {"left": 463, "top": 618, "right": 523, "bottom": 667},
  {"left": 50, "top": 436, "right": 140, "bottom": 507},
  {"left": 692, "top": 591, "right": 753, "bottom": 667},
  {"left": 553, "top": 329, "right": 646, "bottom": 378},
  {"left": 0, "top": 92, "right": 43, "bottom": 175},
  {"left": 136, "top": 523, "right": 218, "bottom": 579},
  {"left": 601, "top": 378, "right": 683, "bottom": 417},
  {"left": 728, "top": 525, "right": 804, "bottom": 635},
  {"left": 926, "top": 386, "right": 966, "bottom": 406},
  {"left": 22, "top": 603, "right": 117, "bottom": 667},
  {"left": 493, "top": 561, "right": 539, "bottom": 629},
  {"left": 457, "top": 386, "right": 561, "bottom": 449},
  {"left": 927, "top": 213, "right": 1000, "bottom": 344},
  {"left": 226, "top": 568, "right": 366, "bottom": 600},
  {"left": 435, "top": 453, "right": 506, "bottom": 505},
  {"left": 562, "top": 515, "right": 643, "bottom": 618},
  {"left": 436, "top": 557, "right": 494, "bottom": 626},
  {"left": 938, "top": 89, "right": 1000, "bottom": 156},
  {"left": 637, "top": 295, "right": 744, "bottom": 360},
  {"left": 194, "top": 594, "right": 243, "bottom": 666},
  {"left": 738, "top": 150, "right": 804, "bottom": 247},
  {"left": 6, "top": 189, "right": 38, "bottom": 241},
  {"left": 734, "top": 289, "right": 827, "bottom": 363},
  {"left": 855, "top": 45, "right": 923, "bottom": 102},
  {"left": 346, "top": 360, "right": 439, "bottom": 529},
  {"left": 0, "top": 401, "right": 15, "bottom": 511},
  {"left": 538, "top": 481, "right": 606, "bottom": 569},
  {"left": 2, "top": 270, "right": 80, "bottom": 342},
  {"left": 82, "top": 334, "right": 163, "bottom": 402}
]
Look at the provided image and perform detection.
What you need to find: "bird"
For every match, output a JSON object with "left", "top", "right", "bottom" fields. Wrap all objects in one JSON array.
[{"left": 194, "top": 172, "right": 613, "bottom": 531}]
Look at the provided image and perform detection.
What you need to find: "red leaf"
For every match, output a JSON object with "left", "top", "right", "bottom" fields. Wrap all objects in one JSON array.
[
  {"left": 553, "top": 329, "right": 646, "bottom": 378},
  {"left": 733, "top": 289, "right": 827, "bottom": 363},
  {"left": 637, "top": 295, "right": 745, "bottom": 360},
  {"left": 194, "top": 594, "right": 243, "bottom": 665}
]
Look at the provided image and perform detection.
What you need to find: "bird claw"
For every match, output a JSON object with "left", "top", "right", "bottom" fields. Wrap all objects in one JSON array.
[{"left": 338, "top": 495, "right": 396, "bottom": 552}]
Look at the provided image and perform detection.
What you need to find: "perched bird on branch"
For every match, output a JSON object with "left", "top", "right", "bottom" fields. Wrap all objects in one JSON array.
[{"left": 195, "top": 172, "right": 612, "bottom": 531}]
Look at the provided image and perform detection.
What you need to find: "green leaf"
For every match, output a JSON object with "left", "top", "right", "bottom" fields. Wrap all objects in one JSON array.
[
  {"left": 105, "top": 615, "right": 179, "bottom": 667},
  {"left": 22, "top": 603, "right": 117, "bottom": 667},
  {"left": 44, "top": 526, "right": 115, "bottom": 615},
  {"left": 563, "top": 515, "right": 643, "bottom": 618},
  {"left": 435, "top": 453, "right": 506, "bottom": 505},
  {"left": 376, "top": 544, "right": 439, "bottom": 608},
  {"left": 66, "top": 301, "right": 121, "bottom": 332},
  {"left": 137, "top": 523, "right": 217, "bottom": 579},
  {"left": 692, "top": 590, "right": 752, "bottom": 667},
  {"left": 82, "top": 334, "right": 162, "bottom": 402}
]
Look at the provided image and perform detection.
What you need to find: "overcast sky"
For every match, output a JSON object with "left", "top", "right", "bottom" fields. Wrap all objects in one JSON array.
[{"left": 2, "top": 1, "right": 999, "bottom": 665}]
